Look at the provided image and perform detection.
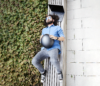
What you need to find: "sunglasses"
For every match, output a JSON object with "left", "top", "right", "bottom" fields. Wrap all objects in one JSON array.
[{"left": 46, "top": 16, "right": 52, "bottom": 20}]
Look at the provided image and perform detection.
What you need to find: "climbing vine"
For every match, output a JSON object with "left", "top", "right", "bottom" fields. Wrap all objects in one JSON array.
[{"left": 0, "top": 0, "right": 48, "bottom": 86}]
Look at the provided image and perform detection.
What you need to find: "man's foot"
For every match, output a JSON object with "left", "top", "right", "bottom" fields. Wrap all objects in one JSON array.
[
  {"left": 58, "top": 73, "right": 63, "bottom": 81},
  {"left": 41, "top": 70, "right": 46, "bottom": 83}
]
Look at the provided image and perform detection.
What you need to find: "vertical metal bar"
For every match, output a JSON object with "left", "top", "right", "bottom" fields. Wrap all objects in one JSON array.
[
  {"left": 48, "top": 0, "right": 50, "bottom": 4},
  {"left": 61, "top": 0, "right": 62, "bottom": 5},
  {"left": 43, "top": 59, "right": 46, "bottom": 86},
  {"left": 50, "top": 64, "right": 53, "bottom": 86},
  {"left": 48, "top": 59, "right": 50, "bottom": 86},
  {"left": 56, "top": 0, "right": 57, "bottom": 5},
  {"left": 58, "top": 0, "right": 59, "bottom": 5},
  {"left": 50, "top": 62, "right": 52, "bottom": 86},
  {"left": 59, "top": 0, "right": 62, "bottom": 5},
  {"left": 54, "top": 0, "right": 55, "bottom": 5},
  {"left": 55, "top": 70, "right": 57, "bottom": 86},
  {"left": 51, "top": 0, "right": 52, "bottom": 4},
  {"left": 52, "top": 66, "right": 54, "bottom": 86},
  {"left": 46, "top": 59, "right": 48, "bottom": 86}
]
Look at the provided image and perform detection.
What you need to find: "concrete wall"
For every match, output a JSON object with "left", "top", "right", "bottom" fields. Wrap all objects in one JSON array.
[{"left": 66, "top": 0, "right": 100, "bottom": 86}]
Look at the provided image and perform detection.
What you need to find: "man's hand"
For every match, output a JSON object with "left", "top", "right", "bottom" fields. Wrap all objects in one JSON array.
[
  {"left": 40, "top": 35, "right": 43, "bottom": 40},
  {"left": 49, "top": 35, "right": 57, "bottom": 40},
  {"left": 40, "top": 35, "right": 43, "bottom": 43}
]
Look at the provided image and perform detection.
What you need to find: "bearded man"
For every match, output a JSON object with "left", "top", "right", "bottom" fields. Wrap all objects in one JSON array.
[{"left": 32, "top": 14, "right": 65, "bottom": 82}]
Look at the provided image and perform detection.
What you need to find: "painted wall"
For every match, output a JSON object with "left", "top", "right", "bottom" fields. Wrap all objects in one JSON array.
[{"left": 66, "top": 0, "right": 100, "bottom": 86}]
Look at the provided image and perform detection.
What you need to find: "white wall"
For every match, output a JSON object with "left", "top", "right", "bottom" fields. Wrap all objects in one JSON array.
[{"left": 66, "top": 0, "right": 100, "bottom": 86}]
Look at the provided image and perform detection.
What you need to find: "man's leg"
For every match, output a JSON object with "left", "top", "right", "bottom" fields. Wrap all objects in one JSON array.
[
  {"left": 31, "top": 49, "right": 49, "bottom": 74},
  {"left": 48, "top": 49, "right": 62, "bottom": 74},
  {"left": 47, "top": 49, "right": 63, "bottom": 80}
]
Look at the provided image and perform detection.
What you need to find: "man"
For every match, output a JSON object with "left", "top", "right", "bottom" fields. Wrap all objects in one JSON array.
[{"left": 32, "top": 14, "right": 65, "bottom": 82}]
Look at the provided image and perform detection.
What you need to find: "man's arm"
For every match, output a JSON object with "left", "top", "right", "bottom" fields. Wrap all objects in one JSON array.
[
  {"left": 56, "top": 37, "right": 65, "bottom": 42},
  {"left": 49, "top": 35, "right": 65, "bottom": 42}
]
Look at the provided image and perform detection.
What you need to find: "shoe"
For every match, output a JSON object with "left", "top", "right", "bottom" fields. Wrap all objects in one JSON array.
[
  {"left": 41, "top": 70, "right": 46, "bottom": 83},
  {"left": 58, "top": 73, "right": 63, "bottom": 81}
]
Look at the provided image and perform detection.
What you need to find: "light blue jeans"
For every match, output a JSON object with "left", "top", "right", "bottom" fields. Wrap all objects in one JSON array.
[{"left": 31, "top": 48, "right": 62, "bottom": 74}]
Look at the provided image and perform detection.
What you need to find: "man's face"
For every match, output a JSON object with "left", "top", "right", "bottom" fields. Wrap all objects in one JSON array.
[{"left": 46, "top": 16, "right": 54, "bottom": 24}]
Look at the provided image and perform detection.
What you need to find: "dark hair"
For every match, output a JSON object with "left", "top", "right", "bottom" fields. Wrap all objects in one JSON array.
[{"left": 44, "top": 14, "right": 59, "bottom": 27}]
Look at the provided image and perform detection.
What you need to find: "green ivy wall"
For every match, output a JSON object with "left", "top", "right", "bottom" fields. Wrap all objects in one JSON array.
[{"left": 0, "top": 0, "right": 48, "bottom": 86}]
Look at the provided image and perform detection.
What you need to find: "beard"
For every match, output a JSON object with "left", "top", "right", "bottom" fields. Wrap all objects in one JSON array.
[{"left": 46, "top": 20, "right": 53, "bottom": 25}]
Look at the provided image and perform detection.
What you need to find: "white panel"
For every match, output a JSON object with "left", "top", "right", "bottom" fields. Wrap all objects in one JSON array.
[
  {"left": 67, "top": 40, "right": 82, "bottom": 50},
  {"left": 67, "top": 75, "right": 75, "bottom": 86},
  {"left": 75, "top": 76, "right": 100, "bottom": 86},
  {"left": 67, "top": 0, "right": 73, "bottom": 2},
  {"left": 67, "top": 10, "right": 74, "bottom": 19},
  {"left": 83, "top": 39, "right": 100, "bottom": 50},
  {"left": 82, "top": 0, "right": 100, "bottom": 8},
  {"left": 74, "top": 29, "right": 84, "bottom": 39},
  {"left": 67, "top": 51, "right": 75, "bottom": 63},
  {"left": 84, "top": 64, "right": 100, "bottom": 75},
  {"left": 91, "top": 7, "right": 100, "bottom": 18},
  {"left": 67, "top": 29, "right": 75, "bottom": 39},
  {"left": 67, "top": 0, "right": 81, "bottom": 10},
  {"left": 75, "top": 28, "right": 100, "bottom": 39},
  {"left": 67, "top": 63, "right": 83, "bottom": 75},
  {"left": 75, "top": 50, "right": 100, "bottom": 62},
  {"left": 82, "top": 18, "right": 100, "bottom": 28},
  {"left": 82, "top": 0, "right": 94, "bottom": 8},
  {"left": 67, "top": 19, "right": 81, "bottom": 29},
  {"left": 82, "top": 18, "right": 93, "bottom": 28},
  {"left": 74, "top": 7, "right": 92, "bottom": 18},
  {"left": 91, "top": 18, "right": 100, "bottom": 28}
]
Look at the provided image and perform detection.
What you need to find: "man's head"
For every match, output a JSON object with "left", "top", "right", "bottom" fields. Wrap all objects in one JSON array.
[
  {"left": 45, "top": 16, "right": 54, "bottom": 25},
  {"left": 44, "top": 14, "right": 59, "bottom": 27}
]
